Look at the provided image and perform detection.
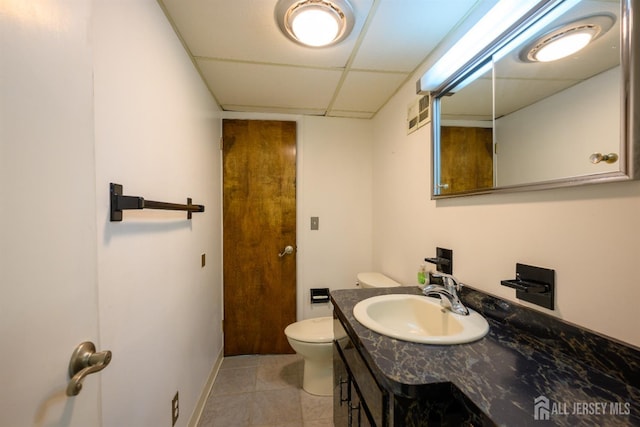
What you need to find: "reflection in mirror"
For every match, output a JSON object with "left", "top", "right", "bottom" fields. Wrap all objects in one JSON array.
[
  {"left": 494, "top": 0, "right": 620, "bottom": 187},
  {"left": 430, "top": 0, "right": 638, "bottom": 198},
  {"left": 439, "top": 65, "right": 494, "bottom": 194}
]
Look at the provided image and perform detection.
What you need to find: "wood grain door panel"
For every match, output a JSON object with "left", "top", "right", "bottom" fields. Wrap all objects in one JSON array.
[
  {"left": 223, "top": 119, "right": 296, "bottom": 355},
  {"left": 440, "top": 126, "right": 493, "bottom": 194}
]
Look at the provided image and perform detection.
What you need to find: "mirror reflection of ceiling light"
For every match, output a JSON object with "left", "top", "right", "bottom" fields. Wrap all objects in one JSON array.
[
  {"left": 275, "top": 0, "right": 354, "bottom": 47},
  {"left": 520, "top": 14, "right": 615, "bottom": 63},
  {"left": 528, "top": 26, "right": 596, "bottom": 61}
]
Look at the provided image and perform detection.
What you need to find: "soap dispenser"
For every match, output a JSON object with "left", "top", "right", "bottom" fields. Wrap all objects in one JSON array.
[{"left": 417, "top": 263, "right": 427, "bottom": 285}]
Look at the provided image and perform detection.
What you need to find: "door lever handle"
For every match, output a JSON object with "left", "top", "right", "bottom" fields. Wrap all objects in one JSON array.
[
  {"left": 67, "top": 341, "right": 112, "bottom": 396},
  {"left": 278, "top": 245, "right": 294, "bottom": 257}
]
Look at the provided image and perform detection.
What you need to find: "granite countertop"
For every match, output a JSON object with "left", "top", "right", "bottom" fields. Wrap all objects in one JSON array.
[{"left": 331, "top": 286, "right": 640, "bottom": 426}]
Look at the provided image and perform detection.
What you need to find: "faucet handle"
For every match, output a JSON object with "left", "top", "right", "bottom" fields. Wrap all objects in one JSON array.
[
  {"left": 443, "top": 276, "right": 459, "bottom": 293},
  {"left": 433, "top": 273, "right": 462, "bottom": 293}
]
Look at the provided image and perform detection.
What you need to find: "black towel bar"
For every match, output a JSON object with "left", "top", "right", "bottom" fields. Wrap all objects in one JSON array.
[{"left": 110, "top": 183, "right": 205, "bottom": 222}]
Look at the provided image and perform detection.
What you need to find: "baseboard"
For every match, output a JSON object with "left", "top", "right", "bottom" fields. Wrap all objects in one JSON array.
[{"left": 188, "top": 348, "right": 224, "bottom": 427}]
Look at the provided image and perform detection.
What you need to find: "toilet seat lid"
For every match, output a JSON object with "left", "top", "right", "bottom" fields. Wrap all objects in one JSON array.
[{"left": 284, "top": 316, "right": 333, "bottom": 343}]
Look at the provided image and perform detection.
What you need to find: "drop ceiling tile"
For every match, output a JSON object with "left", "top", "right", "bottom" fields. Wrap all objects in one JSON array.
[
  {"left": 331, "top": 71, "right": 409, "bottom": 113},
  {"left": 197, "top": 59, "right": 343, "bottom": 111},
  {"left": 162, "top": 0, "right": 373, "bottom": 68},
  {"left": 352, "top": 0, "right": 477, "bottom": 71},
  {"left": 222, "top": 105, "right": 327, "bottom": 116},
  {"left": 328, "top": 110, "right": 375, "bottom": 119},
  {"left": 159, "top": 0, "right": 481, "bottom": 118}
]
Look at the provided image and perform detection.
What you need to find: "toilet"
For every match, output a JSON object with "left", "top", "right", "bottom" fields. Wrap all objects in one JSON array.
[
  {"left": 357, "top": 271, "right": 402, "bottom": 288},
  {"left": 284, "top": 273, "right": 400, "bottom": 395},
  {"left": 284, "top": 316, "right": 334, "bottom": 396}
]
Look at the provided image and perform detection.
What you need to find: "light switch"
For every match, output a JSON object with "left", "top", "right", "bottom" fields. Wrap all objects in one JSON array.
[
  {"left": 310, "top": 216, "right": 319, "bottom": 230},
  {"left": 201, "top": 253, "right": 206, "bottom": 267}
]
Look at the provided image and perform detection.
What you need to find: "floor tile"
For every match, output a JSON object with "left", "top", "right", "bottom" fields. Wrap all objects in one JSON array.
[
  {"left": 221, "top": 355, "right": 261, "bottom": 370},
  {"left": 199, "top": 392, "right": 252, "bottom": 427},
  {"left": 250, "top": 387, "right": 302, "bottom": 425},
  {"left": 211, "top": 366, "right": 257, "bottom": 395},
  {"left": 256, "top": 355, "right": 303, "bottom": 391},
  {"left": 199, "top": 354, "right": 334, "bottom": 427},
  {"left": 300, "top": 390, "right": 333, "bottom": 421}
]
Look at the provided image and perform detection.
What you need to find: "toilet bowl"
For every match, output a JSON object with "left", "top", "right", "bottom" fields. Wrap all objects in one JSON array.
[
  {"left": 357, "top": 272, "right": 402, "bottom": 288},
  {"left": 284, "top": 316, "right": 333, "bottom": 396}
]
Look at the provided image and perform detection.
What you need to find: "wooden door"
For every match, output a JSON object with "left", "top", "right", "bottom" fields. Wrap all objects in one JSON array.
[
  {"left": 222, "top": 119, "right": 297, "bottom": 355},
  {"left": 440, "top": 126, "right": 493, "bottom": 194}
]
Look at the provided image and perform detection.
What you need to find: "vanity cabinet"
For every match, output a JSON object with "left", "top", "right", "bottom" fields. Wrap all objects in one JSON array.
[
  {"left": 333, "top": 311, "right": 490, "bottom": 427},
  {"left": 332, "top": 287, "right": 640, "bottom": 426},
  {"left": 333, "top": 339, "right": 379, "bottom": 426},
  {"left": 333, "top": 344, "right": 373, "bottom": 427}
]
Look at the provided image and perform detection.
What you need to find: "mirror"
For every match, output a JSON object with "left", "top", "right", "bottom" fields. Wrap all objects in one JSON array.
[{"left": 430, "top": 0, "right": 639, "bottom": 198}]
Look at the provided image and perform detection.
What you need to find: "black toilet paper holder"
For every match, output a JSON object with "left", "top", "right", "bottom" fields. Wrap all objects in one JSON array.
[{"left": 310, "top": 288, "right": 330, "bottom": 304}]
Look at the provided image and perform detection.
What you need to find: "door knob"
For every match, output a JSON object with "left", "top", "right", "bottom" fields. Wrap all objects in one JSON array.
[
  {"left": 67, "top": 341, "right": 112, "bottom": 396},
  {"left": 278, "top": 245, "right": 294, "bottom": 257}
]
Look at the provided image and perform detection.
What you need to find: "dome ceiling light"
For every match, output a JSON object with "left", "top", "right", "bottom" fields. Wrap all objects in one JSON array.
[
  {"left": 275, "top": 0, "right": 354, "bottom": 48},
  {"left": 520, "top": 14, "right": 615, "bottom": 63}
]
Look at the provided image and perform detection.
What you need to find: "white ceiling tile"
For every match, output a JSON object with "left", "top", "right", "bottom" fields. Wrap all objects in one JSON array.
[
  {"left": 328, "top": 110, "right": 375, "bottom": 119},
  {"left": 352, "top": 0, "right": 478, "bottom": 71},
  {"left": 222, "top": 105, "right": 327, "bottom": 116},
  {"left": 162, "top": 0, "right": 373, "bottom": 68},
  {"left": 197, "top": 59, "right": 343, "bottom": 111},
  {"left": 331, "top": 71, "right": 409, "bottom": 112},
  {"left": 159, "top": 0, "right": 479, "bottom": 118}
]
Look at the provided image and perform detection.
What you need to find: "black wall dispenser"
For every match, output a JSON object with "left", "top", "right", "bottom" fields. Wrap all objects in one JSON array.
[
  {"left": 425, "top": 247, "right": 453, "bottom": 274},
  {"left": 501, "top": 263, "right": 555, "bottom": 310}
]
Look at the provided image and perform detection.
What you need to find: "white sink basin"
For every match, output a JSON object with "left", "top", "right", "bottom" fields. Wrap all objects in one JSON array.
[{"left": 353, "top": 294, "right": 489, "bottom": 345}]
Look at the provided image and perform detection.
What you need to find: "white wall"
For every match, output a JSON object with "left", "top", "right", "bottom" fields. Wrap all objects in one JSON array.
[
  {"left": 92, "top": 1, "right": 222, "bottom": 426},
  {"left": 372, "top": 70, "right": 640, "bottom": 348},
  {"left": 298, "top": 116, "right": 374, "bottom": 319}
]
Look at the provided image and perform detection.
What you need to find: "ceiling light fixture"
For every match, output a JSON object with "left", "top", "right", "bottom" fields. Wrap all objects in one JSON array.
[
  {"left": 520, "top": 15, "right": 614, "bottom": 63},
  {"left": 275, "top": 0, "right": 354, "bottom": 48}
]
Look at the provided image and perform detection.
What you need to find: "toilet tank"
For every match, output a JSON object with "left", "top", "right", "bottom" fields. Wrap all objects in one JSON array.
[{"left": 357, "top": 272, "right": 401, "bottom": 288}]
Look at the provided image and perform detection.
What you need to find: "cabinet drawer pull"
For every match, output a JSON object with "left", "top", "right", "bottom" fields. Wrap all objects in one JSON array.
[
  {"left": 348, "top": 402, "right": 361, "bottom": 426},
  {"left": 339, "top": 376, "right": 349, "bottom": 405}
]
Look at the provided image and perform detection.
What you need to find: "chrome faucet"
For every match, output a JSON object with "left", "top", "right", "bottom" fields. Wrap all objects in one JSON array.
[{"left": 422, "top": 272, "right": 470, "bottom": 316}]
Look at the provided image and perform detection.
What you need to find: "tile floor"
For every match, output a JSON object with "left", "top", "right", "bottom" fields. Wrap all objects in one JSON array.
[{"left": 198, "top": 354, "right": 334, "bottom": 427}]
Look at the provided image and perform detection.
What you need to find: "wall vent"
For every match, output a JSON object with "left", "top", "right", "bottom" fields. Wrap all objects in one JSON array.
[
  {"left": 418, "top": 94, "right": 431, "bottom": 127},
  {"left": 407, "top": 100, "right": 419, "bottom": 134},
  {"left": 406, "top": 94, "right": 431, "bottom": 135}
]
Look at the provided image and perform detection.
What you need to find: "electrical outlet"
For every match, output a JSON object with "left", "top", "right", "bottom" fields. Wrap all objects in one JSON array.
[{"left": 171, "top": 391, "right": 179, "bottom": 426}]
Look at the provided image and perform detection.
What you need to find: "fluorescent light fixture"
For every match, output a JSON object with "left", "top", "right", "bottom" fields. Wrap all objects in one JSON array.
[
  {"left": 275, "top": 0, "right": 354, "bottom": 48},
  {"left": 449, "top": 61, "right": 493, "bottom": 93},
  {"left": 419, "top": 0, "right": 543, "bottom": 92},
  {"left": 418, "top": 0, "right": 588, "bottom": 93}
]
